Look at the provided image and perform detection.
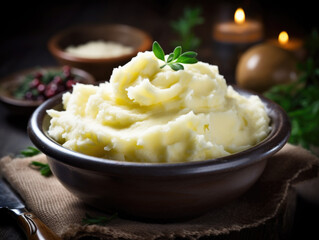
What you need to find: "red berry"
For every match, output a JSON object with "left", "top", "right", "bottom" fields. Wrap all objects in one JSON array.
[
  {"left": 44, "top": 89, "right": 56, "bottom": 98},
  {"left": 48, "top": 83, "right": 58, "bottom": 91},
  {"left": 53, "top": 76, "right": 62, "bottom": 85},
  {"left": 66, "top": 81, "right": 73, "bottom": 89},
  {"left": 66, "top": 80, "right": 75, "bottom": 89},
  {"left": 44, "top": 83, "right": 58, "bottom": 98},
  {"left": 29, "top": 78, "right": 40, "bottom": 88},
  {"left": 25, "top": 91, "right": 33, "bottom": 100},
  {"left": 37, "top": 83, "right": 46, "bottom": 93}
]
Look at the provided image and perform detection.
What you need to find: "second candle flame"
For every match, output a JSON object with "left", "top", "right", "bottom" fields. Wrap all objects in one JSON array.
[
  {"left": 278, "top": 31, "right": 289, "bottom": 45},
  {"left": 234, "top": 8, "right": 245, "bottom": 24}
]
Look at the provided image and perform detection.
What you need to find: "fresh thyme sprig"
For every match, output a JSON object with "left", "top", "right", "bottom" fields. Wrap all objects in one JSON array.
[
  {"left": 152, "top": 41, "right": 198, "bottom": 71},
  {"left": 82, "top": 212, "right": 118, "bottom": 225}
]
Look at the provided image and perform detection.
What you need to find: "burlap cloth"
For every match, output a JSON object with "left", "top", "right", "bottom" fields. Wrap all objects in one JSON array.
[{"left": 1, "top": 143, "right": 319, "bottom": 240}]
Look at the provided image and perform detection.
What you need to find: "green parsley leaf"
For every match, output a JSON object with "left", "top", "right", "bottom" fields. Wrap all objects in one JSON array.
[
  {"left": 177, "top": 56, "right": 198, "bottom": 64},
  {"left": 173, "top": 46, "right": 182, "bottom": 60},
  {"left": 178, "top": 51, "right": 197, "bottom": 58},
  {"left": 152, "top": 41, "right": 165, "bottom": 61},
  {"left": 169, "top": 63, "right": 184, "bottom": 71},
  {"left": 167, "top": 53, "right": 175, "bottom": 63}
]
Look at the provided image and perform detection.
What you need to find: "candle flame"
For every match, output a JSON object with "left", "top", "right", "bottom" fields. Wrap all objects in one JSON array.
[
  {"left": 234, "top": 8, "right": 245, "bottom": 24},
  {"left": 278, "top": 31, "right": 289, "bottom": 45}
]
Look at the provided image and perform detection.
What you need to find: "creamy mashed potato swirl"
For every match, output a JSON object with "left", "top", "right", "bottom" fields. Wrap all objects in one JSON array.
[{"left": 47, "top": 51, "right": 270, "bottom": 163}]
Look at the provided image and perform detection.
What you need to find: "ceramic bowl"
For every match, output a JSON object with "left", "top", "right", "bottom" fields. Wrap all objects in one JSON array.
[
  {"left": 28, "top": 87, "right": 290, "bottom": 221},
  {"left": 0, "top": 66, "right": 95, "bottom": 115},
  {"left": 48, "top": 24, "right": 152, "bottom": 81}
]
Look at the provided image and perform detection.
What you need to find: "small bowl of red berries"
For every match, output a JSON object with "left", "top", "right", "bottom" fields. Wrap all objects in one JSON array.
[{"left": 0, "top": 66, "right": 95, "bottom": 115}]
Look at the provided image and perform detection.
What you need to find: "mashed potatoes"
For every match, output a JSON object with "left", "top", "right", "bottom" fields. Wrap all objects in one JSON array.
[{"left": 47, "top": 51, "right": 270, "bottom": 163}]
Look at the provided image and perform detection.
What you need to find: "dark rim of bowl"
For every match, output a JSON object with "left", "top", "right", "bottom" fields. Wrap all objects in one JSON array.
[
  {"left": 28, "top": 87, "right": 290, "bottom": 177},
  {"left": 48, "top": 24, "right": 153, "bottom": 63}
]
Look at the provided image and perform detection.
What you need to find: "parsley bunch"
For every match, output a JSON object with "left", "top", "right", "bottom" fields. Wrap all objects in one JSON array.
[{"left": 265, "top": 30, "right": 319, "bottom": 154}]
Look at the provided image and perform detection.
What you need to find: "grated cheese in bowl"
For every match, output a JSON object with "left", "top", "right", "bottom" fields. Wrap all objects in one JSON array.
[{"left": 65, "top": 40, "right": 134, "bottom": 59}]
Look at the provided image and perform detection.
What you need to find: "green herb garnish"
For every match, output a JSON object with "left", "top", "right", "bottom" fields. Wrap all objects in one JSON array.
[
  {"left": 170, "top": 7, "right": 204, "bottom": 51},
  {"left": 82, "top": 212, "right": 118, "bottom": 225},
  {"left": 152, "top": 41, "right": 198, "bottom": 71},
  {"left": 20, "top": 146, "right": 52, "bottom": 176},
  {"left": 265, "top": 29, "right": 319, "bottom": 154},
  {"left": 30, "top": 161, "right": 52, "bottom": 177},
  {"left": 20, "top": 146, "right": 41, "bottom": 157}
]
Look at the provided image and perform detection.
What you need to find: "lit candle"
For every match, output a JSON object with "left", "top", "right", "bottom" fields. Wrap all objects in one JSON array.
[
  {"left": 213, "top": 8, "right": 263, "bottom": 43},
  {"left": 212, "top": 8, "right": 263, "bottom": 84},
  {"left": 268, "top": 31, "right": 304, "bottom": 58},
  {"left": 278, "top": 31, "right": 289, "bottom": 45},
  {"left": 235, "top": 8, "right": 245, "bottom": 24}
]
